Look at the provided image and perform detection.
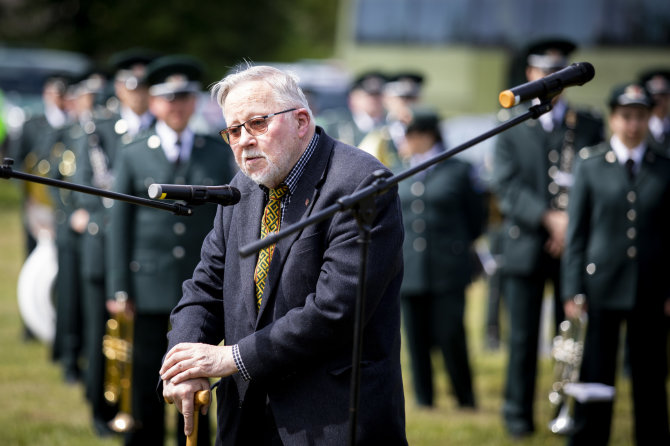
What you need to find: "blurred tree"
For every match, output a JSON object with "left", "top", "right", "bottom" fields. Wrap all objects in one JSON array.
[{"left": 0, "top": 0, "right": 340, "bottom": 82}]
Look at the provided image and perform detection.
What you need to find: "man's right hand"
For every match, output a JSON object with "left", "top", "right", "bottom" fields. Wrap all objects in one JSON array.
[{"left": 163, "top": 377, "right": 211, "bottom": 437}]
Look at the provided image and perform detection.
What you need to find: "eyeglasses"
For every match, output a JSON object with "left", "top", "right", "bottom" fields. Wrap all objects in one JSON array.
[{"left": 219, "top": 108, "right": 297, "bottom": 145}]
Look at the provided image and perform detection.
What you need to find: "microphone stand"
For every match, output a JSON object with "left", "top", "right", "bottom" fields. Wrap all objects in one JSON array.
[
  {"left": 1, "top": 158, "right": 194, "bottom": 216},
  {"left": 240, "top": 99, "right": 554, "bottom": 446}
]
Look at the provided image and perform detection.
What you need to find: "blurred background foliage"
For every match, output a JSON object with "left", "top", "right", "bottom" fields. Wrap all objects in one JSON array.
[{"left": 0, "top": 0, "right": 340, "bottom": 84}]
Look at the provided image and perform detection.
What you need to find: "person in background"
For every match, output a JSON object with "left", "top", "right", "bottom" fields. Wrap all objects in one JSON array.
[
  {"left": 317, "top": 70, "right": 388, "bottom": 147},
  {"left": 107, "top": 55, "right": 235, "bottom": 446},
  {"left": 159, "top": 64, "right": 407, "bottom": 445},
  {"left": 491, "top": 38, "right": 604, "bottom": 438},
  {"left": 383, "top": 72, "right": 425, "bottom": 150},
  {"left": 49, "top": 70, "right": 111, "bottom": 386},
  {"left": 68, "top": 49, "right": 159, "bottom": 437},
  {"left": 639, "top": 69, "right": 670, "bottom": 155},
  {"left": 562, "top": 81, "right": 670, "bottom": 446},
  {"left": 396, "top": 107, "right": 483, "bottom": 410}
]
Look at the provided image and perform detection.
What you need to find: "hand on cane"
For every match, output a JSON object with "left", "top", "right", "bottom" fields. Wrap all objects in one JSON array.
[{"left": 163, "top": 378, "right": 211, "bottom": 439}]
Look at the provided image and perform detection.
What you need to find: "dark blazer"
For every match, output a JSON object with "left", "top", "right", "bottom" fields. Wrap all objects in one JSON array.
[
  {"left": 562, "top": 142, "right": 670, "bottom": 309},
  {"left": 166, "top": 128, "right": 407, "bottom": 445},
  {"left": 107, "top": 129, "right": 234, "bottom": 313},
  {"left": 492, "top": 106, "right": 603, "bottom": 274}
]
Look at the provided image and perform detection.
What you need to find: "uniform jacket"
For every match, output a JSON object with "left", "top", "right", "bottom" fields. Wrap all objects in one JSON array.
[
  {"left": 107, "top": 128, "right": 234, "bottom": 313},
  {"left": 166, "top": 128, "right": 407, "bottom": 445},
  {"left": 562, "top": 142, "right": 670, "bottom": 309},
  {"left": 397, "top": 155, "right": 484, "bottom": 295},
  {"left": 73, "top": 111, "right": 146, "bottom": 280},
  {"left": 492, "top": 105, "right": 603, "bottom": 274}
]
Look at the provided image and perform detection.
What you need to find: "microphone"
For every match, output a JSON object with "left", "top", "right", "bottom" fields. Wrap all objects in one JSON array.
[
  {"left": 499, "top": 62, "right": 595, "bottom": 108},
  {"left": 148, "top": 184, "right": 241, "bottom": 206}
]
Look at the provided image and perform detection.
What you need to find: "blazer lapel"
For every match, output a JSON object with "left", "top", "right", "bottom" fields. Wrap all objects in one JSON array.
[{"left": 256, "top": 134, "right": 334, "bottom": 321}]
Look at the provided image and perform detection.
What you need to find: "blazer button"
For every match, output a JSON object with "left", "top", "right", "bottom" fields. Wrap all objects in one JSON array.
[
  {"left": 626, "top": 227, "right": 636, "bottom": 240},
  {"left": 627, "top": 191, "right": 636, "bottom": 203},
  {"left": 627, "top": 246, "right": 637, "bottom": 259},
  {"left": 129, "top": 261, "right": 140, "bottom": 272},
  {"left": 627, "top": 209, "right": 637, "bottom": 221}
]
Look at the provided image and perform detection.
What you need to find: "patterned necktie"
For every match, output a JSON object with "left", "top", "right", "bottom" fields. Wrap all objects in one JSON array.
[{"left": 254, "top": 185, "right": 289, "bottom": 310}]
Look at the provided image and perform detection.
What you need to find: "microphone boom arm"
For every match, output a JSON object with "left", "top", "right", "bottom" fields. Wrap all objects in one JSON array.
[{"left": 1, "top": 158, "right": 194, "bottom": 216}]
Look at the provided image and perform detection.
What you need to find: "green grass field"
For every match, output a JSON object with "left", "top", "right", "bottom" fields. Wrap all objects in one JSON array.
[{"left": 0, "top": 180, "right": 643, "bottom": 445}]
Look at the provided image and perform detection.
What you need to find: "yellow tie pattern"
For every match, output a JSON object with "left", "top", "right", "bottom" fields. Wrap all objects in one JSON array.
[{"left": 254, "top": 185, "right": 289, "bottom": 309}]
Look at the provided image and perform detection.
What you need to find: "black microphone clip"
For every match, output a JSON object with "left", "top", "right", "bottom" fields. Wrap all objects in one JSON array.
[{"left": 148, "top": 184, "right": 241, "bottom": 206}]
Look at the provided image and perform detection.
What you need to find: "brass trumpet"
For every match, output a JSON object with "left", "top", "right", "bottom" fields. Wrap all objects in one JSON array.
[
  {"left": 102, "top": 292, "right": 136, "bottom": 432},
  {"left": 547, "top": 294, "right": 587, "bottom": 435}
]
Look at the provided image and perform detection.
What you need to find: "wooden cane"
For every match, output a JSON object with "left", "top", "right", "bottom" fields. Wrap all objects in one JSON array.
[
  {"left": 188, "top": 390, "right": 211, "bottom": 446},
  {"left": 165, "top": 389, "right": 211, "bottom": 446}
]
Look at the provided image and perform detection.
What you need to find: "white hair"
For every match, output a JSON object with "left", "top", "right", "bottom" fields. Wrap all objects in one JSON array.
[{"left": 210, "top": 63, "right": 313, "bottom": 119}]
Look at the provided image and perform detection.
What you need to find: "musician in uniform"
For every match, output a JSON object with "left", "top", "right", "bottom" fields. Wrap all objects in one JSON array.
[
  {"left": 396, "top": 107, "right": 484, "bottom": 409},
  {"left": 562, "top": 82, "right": 670, "bottom": 445},
  {"left": 69, "top": 49, "right": 159, "bottom": 437},
  {"left": 106, "top": 55, "right": 235, "bottom": 445},
  {"left": 50, "top": 70, "right": 111, "bottom": 385},
  {"left": 491, "top": 38, "right": 604, "bottom": 437}
]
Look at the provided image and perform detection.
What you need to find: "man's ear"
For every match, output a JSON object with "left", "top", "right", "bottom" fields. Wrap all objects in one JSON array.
[{"left": 296, "top": 109, "right": 312, "bottom": 137}]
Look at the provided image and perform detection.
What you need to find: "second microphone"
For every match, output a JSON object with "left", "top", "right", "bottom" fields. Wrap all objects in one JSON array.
[{"left": 148, "top": 184, "right": 241, "bottom": 206}]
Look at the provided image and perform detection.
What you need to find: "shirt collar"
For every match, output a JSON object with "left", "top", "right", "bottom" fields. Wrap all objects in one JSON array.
[
  {"left": 610, "top": 134, "right": 646, "bottom": 166},
  {"left": 155, "top": 120, "right": 194, "bottom": 163}
]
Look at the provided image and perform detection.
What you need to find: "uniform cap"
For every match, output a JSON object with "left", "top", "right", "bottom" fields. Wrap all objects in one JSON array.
[
  {"left": 110, "top": 48, "right": 162, "bottom": 90},
  {"left": 639, "top": 69, "right": 670, "bottom": 95},
  {"left": 608, "top": 81, "right": 653, "bottom": 109},
  {"left": 351, "top": 71, "right": 388, "bottom": 95},
  {"left": 384, "top": 72, "right": 425, "bottom": 98},
  {"left": 525, "top": 38, "right": 577, "bottom": 71},
  {"left": 144, "top": 55, "right": 204, "bottom": 97}
]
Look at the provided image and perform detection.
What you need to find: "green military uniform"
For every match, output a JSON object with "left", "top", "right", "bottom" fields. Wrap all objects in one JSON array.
[
  {"left": 493, "top": 102, "right": 603, "bottom": 435},
  {"left": 491, "top": 39, "right": 605, "bottom": 436},
  {"left": 396, "top": 109, "right": 484, "bottom": 408},
  {"left": 107, "top": 55, "right": 234, "bottom": 446},
  {"left": 399, "top": 155, "right": 484, "bottom": 408},
  {"left": 562, "top": 83, "right": 670, "bottom": 445},
  {"left": 72, "top": 50, "right": 159, "bottom": 436}
]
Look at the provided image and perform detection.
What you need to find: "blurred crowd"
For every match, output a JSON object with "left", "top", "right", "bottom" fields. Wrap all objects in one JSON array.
[{"left": 1, "top": 37, "right": 669, "bottom": 446}]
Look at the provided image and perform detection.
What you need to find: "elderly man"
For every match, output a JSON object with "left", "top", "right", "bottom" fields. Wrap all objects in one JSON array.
[{"left": 160, "top": 65, "right": 407, "bottom": 445}]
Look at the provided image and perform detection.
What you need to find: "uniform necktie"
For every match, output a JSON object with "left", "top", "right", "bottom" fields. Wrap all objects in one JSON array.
[
  {"left": 174, "top": 139, "right": 183, "bottom": 165},
  {"left": 625, "top": 158, "right": 635, "bottom": 182},
  {"left": 254, "top": 185, "right": 289, "bottom": 310}
]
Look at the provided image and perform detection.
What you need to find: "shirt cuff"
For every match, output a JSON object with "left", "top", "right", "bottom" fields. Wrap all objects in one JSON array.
[{"left": 232, "top": 344, "right": 251, "bottom": 381}]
